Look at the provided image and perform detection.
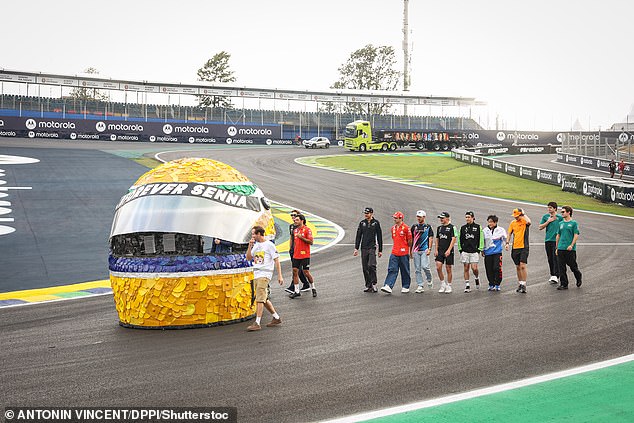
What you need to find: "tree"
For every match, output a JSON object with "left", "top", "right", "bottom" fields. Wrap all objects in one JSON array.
[
  {"left": 69, "top": 67, "right": 110, "bottom": 101},
  {"left": 322, "top": 45, "right": 401, "bottom": 116},
  {"left": 197, "top": 51, "right": 236, "bottom": 108}
]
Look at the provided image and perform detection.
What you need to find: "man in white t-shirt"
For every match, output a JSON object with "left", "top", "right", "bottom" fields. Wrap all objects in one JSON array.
[{"left": 246, "top": 225, "right": 284, "bottom": 331}]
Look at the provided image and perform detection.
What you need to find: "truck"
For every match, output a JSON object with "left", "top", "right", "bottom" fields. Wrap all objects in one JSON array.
[{"left": 343, "top": 120, "right": 469, "bottom": 152}]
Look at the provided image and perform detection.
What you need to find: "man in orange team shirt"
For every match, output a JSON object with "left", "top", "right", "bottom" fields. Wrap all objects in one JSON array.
[{"left": 505, "top": 208, "right": 532, "bottom": 294}]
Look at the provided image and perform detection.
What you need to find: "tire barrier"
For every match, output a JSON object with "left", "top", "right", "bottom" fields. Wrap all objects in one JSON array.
[{"left": 452, "top": 149, "right": 634, "bottom": 208}]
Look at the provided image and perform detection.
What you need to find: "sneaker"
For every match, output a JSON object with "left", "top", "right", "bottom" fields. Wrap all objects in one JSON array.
[
  {"left": 284, "top": 286, "right": 294, "bottom": 294},
  {"left": 363, "top": 287, "right": 372, "bottom": 293},
  {"left": 289, "top": 292, "right": 301, "bottom": 299},
  {"left": 520, "top": 285, "right": 527, "bottom": 294},
  {"left": 380, "top": 285, "right": 392, "bottom": 294},
  {"left": 312, "top": 288, "right": 317, "bottom": 297},
  {"left": 427, "top": 281, "right": 433, "bottom": 288},
  {"left": 415, "top": 286, "right": 425, "bottom": 293},
  {"left": 247, "top": 323, "right": 261, "bottom": 331},
  {"left": 475, "top": 279, "right": 480, "bottom": 289},
  {"left": 301, "top": 284, "right": 311, "bottom": 292},
  {"left": 266, "top": 318, "right": 282, "bottom": 327},
  {"left": 438, "top": 282, "right": 446, "bottom": 293},
  {"left": 576, "top": 274, "right": 582, "bottom": 287},
  {"left": 372, "top": 285, "right": 378, "bottom": 293},
  {"left": 464, "top": 284, "right": 471, "bottom": 293},
  {"left": 515, "top": 284, "right": 522, "bottom": 293},
  {"left": 445, "top": 284, "right": 452, "bottom": 293},
  {"left": 557, "top": 285, "right": 568, "bottom": 290},
  {"left": 401, "top": 288, "right": 410, "bottom": 293},
  {"left": 495, "top": 285, "right": 501, "bottom": 291},
  {"left": 549, "top": 276, "right": 559, "bottom": 285},
  {"left": 487, "top": 286, "right": 494, "bottom": 291}
]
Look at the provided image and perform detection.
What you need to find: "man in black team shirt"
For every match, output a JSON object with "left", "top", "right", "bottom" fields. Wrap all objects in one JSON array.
[
  {"left": 435, "top": 212, "right": 458, "bottom": 294},
  {"left": 284, "top": 209, "right": 311, "bottom": 294},
  {"left": 354, "top": 207, "right": 383, "bottom": 292}
]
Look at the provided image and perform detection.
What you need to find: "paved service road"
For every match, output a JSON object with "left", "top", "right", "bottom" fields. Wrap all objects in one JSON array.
[{"left": 1, "top": 140, "right": 633, "bottom": 422}]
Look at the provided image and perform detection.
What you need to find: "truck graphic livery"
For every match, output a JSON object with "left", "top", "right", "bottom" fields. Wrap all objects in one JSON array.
[{"left": 344, "top": 120, "right": 468, "bottom": 152}]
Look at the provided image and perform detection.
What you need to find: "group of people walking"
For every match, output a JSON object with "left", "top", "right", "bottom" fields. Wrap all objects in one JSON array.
[
  {"left": 245, "top": 202, "right": 583, "bottom": 332},
  {"left": 354, "top": 202, "right": 583, "bottom": 295}
]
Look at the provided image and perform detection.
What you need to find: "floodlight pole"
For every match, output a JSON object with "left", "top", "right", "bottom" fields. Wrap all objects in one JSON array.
[{"left": 403, "top": 0, "right": 410, "bottom": 115}]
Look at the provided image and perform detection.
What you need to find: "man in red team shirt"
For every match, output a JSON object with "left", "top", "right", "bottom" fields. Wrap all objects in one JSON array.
[
  {"left": 289, "top": 214, "right": 317, "bottom": 298},
  {"left": 380, "top": 211, "right": 412, "bottom": 294}
]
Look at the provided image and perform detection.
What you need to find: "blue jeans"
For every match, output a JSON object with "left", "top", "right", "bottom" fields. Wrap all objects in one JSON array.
[
  {"left": 384, "top": 254, "right": 411, "bottom": 289},
  {"left": 412, "top": 251, "right": 433, "bottom": 286}
]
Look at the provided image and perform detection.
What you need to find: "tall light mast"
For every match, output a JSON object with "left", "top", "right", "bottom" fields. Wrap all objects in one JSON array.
[{"left": 403, "top": 0, "right": 411, "bottom": 115}]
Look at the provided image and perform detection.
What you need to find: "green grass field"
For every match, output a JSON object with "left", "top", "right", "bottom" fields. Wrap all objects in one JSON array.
[{"left": 314, "top": 155, "right": 634, "bottom": 217}]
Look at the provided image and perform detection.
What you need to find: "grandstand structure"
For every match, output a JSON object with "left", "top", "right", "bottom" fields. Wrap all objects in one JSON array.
[{"left": 0, "top": 69, "right": 483, "bottom": 140}]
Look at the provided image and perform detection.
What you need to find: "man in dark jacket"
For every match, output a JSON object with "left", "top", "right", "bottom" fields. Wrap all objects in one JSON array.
[
  {"left": 354, "top": 207, "right": 383, "bottom": 292},
  {"left": 285, "top": 209, "right": 311, "bottom": 293}
]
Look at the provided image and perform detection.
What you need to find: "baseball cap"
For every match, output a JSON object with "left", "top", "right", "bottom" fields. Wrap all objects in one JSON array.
[
  {"left": 512, "top": 208, "right": 523, "bottom": 217},
  {"left": 416, "top": 210, "right": 426, "bottom": 217},
  {"left": 437, "top": 211, "right": 450, "bottom": 218},
  {"left": 392, "top": 211, "right": 404, "bottom": 219},
  {"left": 465, "top": 210, "right": 474, "bottom": 218},
  {"left": 364, "top": 207, "right": 373, "bottom": 214}
]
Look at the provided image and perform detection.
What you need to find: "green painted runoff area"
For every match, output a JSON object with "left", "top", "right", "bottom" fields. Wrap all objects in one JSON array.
[
  {"left": 314, "top": 155, "right": 634, "bottom": 217},
  {"left": 364, "top": 360, "right": 634, "bottom": 423}
]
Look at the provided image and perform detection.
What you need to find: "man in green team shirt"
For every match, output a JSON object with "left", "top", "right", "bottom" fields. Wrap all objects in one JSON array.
[
  {"left": 555, "top": 205, "right": 582, "bottom": 290},
  {"left": 539, "top": 202, "right": 563, "bottom": 285}
]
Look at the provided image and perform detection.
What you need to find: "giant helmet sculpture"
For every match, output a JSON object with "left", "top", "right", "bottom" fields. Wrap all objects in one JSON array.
[{"left": 108, "top": 158, "right": 275, "bottom": 328}]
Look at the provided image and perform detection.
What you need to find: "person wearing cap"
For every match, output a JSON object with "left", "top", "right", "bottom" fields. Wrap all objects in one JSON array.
[
  {"left": 457, "top": 211, "right": 484, "bottom": 293},
  {"left": 380, "top": 211, "right": 412, "bottom": 294},
  {"left": 285, "top": 209, "right": 311, "bottom": 294},
  {"left": 555, "top": 205, "right": 582, "bottom": 290},
  {"left": 410, "top": 210, "right": 434, "bottom": 293},
  {"left": 435, "top": 212, "right": 458, "bottom": 294},
  {"left": 482, "top": 215, "right": 507, "bottom": 291},
  {"left": 505, "top": 208, "right": 532, "bottom": 293},
  {"left": 538, "top": 202, "right": 563, "bottom": 285},
  {"left": 354, "top": 207, "right": 383, "bottom": 292}
]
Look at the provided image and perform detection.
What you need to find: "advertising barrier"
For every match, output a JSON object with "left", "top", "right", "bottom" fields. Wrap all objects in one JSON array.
[
  {"left": 452, "top": 149, "right": 633, "bottom": 207},
  {"left": 556, "top": 152, "right": 633, "bottom": 178},
  {"left": 0, "top": 116, "right": 290, "bottom": 145}
]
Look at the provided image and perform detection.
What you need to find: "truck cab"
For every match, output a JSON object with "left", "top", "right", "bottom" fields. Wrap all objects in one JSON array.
[{"left": 344, "top": 120, "right": 398, "bottom": 152}]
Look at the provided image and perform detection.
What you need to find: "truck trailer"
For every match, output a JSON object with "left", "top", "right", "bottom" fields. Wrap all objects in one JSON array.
[{"left": 343, "top": 120, "right": 469, "bottom": 152}]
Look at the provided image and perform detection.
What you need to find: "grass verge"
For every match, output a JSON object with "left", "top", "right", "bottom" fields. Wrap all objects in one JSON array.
[{"left": 314, "top": 155, "right": 634, "bottom": 217}]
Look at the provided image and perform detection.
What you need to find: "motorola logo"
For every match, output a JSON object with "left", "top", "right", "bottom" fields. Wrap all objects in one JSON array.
[
  {"left": 227, "top": 126, "right": 237, "bottom": 136},
  {"left": 70, "top": 133, "right": 77, "bottom": 140},
  {"left": 149, "top": 135, "right": 156, "bottom": 142},
  {"left": 25, "top": 119, "right": 37, "bottom": 130},
  {"left": 496, "top": 132, "right": 506, "bottom": 141},
  {"left": 226, "top": 138, "right": 233, "bottom": 144},
  {"left": 163, "top": 124, "right": 173, "bottom": 135},
  {"left": 96, "top": 122, "right": 106, "bottom": 132},
  {"left": 266, "top": 139, "right": 272, "bottom": 145}
]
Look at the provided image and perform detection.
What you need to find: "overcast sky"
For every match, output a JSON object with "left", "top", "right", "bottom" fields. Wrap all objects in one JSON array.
[{"left": 1, "top": 0, "right": 633, "bottom": 131}]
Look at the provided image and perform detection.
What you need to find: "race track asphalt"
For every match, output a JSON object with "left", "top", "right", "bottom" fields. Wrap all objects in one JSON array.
[{"left": 1, "top": 139, "right": 633, "bottom": 422}]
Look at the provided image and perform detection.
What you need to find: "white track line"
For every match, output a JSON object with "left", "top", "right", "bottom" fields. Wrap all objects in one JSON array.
[{"left": 320, "top": 354, "right": 634, "bottom": 423}]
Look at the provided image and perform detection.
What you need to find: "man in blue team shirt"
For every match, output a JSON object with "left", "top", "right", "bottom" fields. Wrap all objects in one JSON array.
[{"left": 410, "top": 210, "right": 434, "bottom": 293}]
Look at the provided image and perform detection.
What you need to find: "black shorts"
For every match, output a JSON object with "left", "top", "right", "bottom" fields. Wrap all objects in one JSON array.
[
  {"left": 511, "top": 248, "right": 529, "bottom": 265},
  {"left": 435, "top": 251, "right": 454, "bottom": 265},
  {"left": 292, "top": 257, "right": 310, "bottom": 270}
]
